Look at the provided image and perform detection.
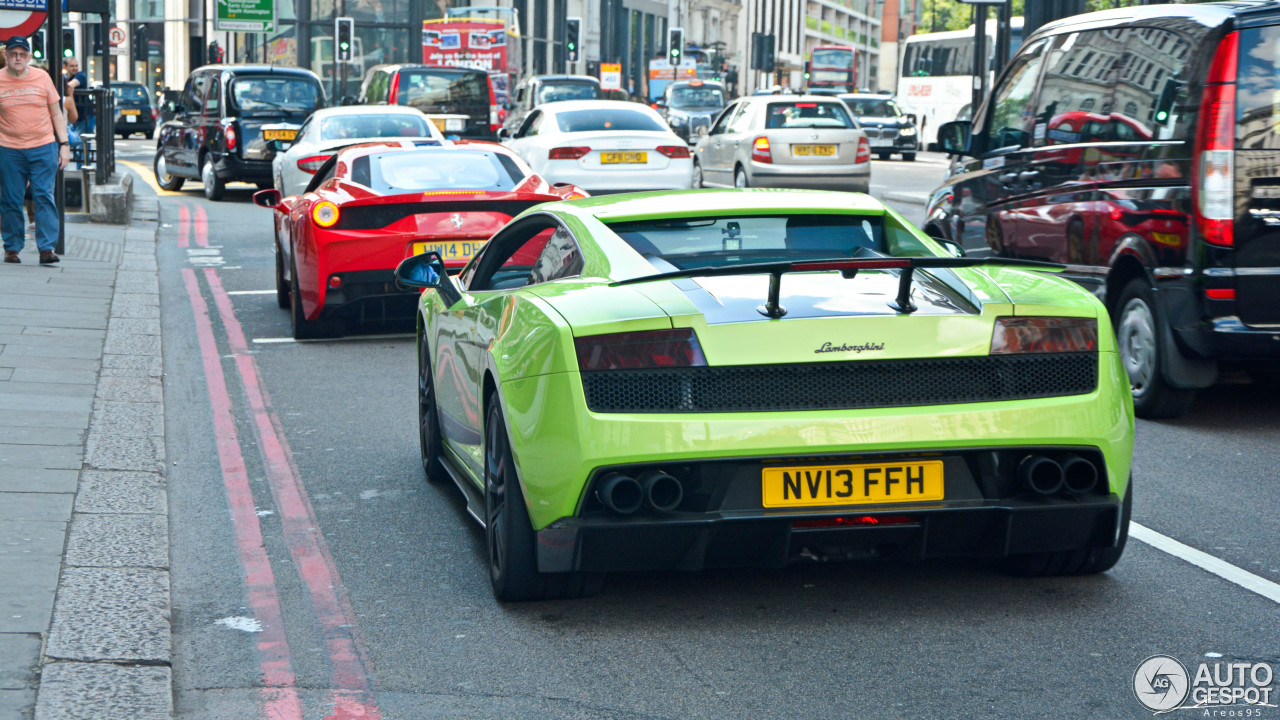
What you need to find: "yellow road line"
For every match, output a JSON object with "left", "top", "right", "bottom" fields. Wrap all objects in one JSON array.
[{"left": 119, "top": 159, "right": 196, "bottom": 197}]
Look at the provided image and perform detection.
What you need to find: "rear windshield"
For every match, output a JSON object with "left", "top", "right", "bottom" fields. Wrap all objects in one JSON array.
[
  {"left": 354, "top": 149, "right": 524, "bottom": 193},
  {"left": 606, "top": 214, "right": 933, "bottom": 270},
  {"left": 1237, "top": 25, "right": 1280, "bottom": 149},
  {"left": 555, "top": 107, "right": 666, "bottom": 133},
  {"left": 320, "top": 113, "right": 432, "bottom": 141},
  {"left": 397, "top": 71, "right": 488, "bottom": 111},
  {"left": 669, "top": 85, "right": 726, "bottom": 109},
  {"left": 765, "top": 102, "right": 854, "bottom": 129},
  {"left": 230, "top": 76, "right": 321, "bottom": 116},
  {"left": 842, "top": 97, "right": 902, "bottom": 118},
  {"left": 537, "top": 82, "right": 599, "bottom": 104},
  {"left": 111, "top": 84, "right": 150, "bottom": 104}
]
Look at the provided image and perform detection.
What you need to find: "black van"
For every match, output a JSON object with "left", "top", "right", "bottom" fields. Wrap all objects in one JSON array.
[
  {"left": 357, "top": 64, "right": 496, "bottom": 140},
  {"left": 925, "top": 1, "right": 1280, "bottom": 418},
  {"left": 154, "top": 65, "right": 325, "bottom": 201}
]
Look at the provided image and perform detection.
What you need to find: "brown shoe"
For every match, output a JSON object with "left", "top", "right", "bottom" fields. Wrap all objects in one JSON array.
[
  {"left": 3, "top": 250, "right": 19, "bottom": 263},
  {"left": 39, "top": 250, "right": 59, "bottom": 265}
]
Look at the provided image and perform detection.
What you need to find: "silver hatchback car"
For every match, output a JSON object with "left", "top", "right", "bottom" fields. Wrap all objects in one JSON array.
[{"left": 691, "top": 95, "right": 871, "bottom": 192}]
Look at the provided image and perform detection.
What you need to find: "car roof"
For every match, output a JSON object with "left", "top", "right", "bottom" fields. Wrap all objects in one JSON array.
[
  {"left": 560, "top": 189, "right": 886, "bottom": 222},
  {"left": 737, "top": 94, "right": 849, "bottom": 105},
  {"left": 308, "top": 105, "right": 431, "bottom": 118},
  {"left": 334, "top": 139, "right": 515, "bottom": 164},
  {"left": 1030, "top": 0, "right": 1260, "bottom": 40},
  {"left": 669, "top": 80, "right": 726, "bottom": 88},
  {"left": 527, "top": 74, "right": 599, "bottom": 84},
  {"left": 538, "top": 99, "right": 657, "bottom": 114},
  {"left": 369, "top": 63, "right": 488, "bottom": 75},
  {"left": 192, "top": 64, "right": 320, "bottom": 78}
]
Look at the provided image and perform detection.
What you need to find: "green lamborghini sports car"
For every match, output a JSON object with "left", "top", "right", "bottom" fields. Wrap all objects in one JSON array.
[{"left": 395, "top": 189, "right": 1135, "bottom": 602}]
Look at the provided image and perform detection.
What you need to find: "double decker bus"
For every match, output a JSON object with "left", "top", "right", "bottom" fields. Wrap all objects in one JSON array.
[
  {"left": 806, "top": 45, "right": 856, "bottom": 94},
  {"left": 896, "top": 17, "right": 1023, "bottom": 148}
]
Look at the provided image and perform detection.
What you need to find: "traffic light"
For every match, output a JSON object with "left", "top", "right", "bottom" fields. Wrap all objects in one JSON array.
[
  {"left": 30, "top": 30, "right": 43, "bottom": 61},
  {"left": 565, "top": 17, "right": 580, "bottom": 63},
  {"left": 335, "top": 17, "right": 354, "bottom": 62},
  {"left": 62, "top": 29, "right": 74, "bottom": 58},
  {"left": 761, "top": 33, "right": 776, "bottom": 74},
  {"left": 668, "top": 27, "right": 683, "bottom": 65},
  {"left": 132, "top": 24, "right": 148, "bottom": 63}
]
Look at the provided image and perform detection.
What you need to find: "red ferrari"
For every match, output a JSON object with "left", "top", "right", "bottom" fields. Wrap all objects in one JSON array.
[{"left": 253, "top": 140, "right": 587, "bottom": 338}]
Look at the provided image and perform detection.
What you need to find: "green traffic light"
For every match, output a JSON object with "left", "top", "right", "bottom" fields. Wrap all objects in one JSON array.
[
  {"left": 340, "top": 41, "right": 349, "bottom": 50},
  {"left": 64, "top": 48, "right": 73, "bottom": 58}
]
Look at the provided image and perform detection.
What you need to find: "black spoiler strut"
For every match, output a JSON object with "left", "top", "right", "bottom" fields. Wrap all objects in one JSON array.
[{"left": 610, "top": 257, "right": 1064, "bottom": 317}]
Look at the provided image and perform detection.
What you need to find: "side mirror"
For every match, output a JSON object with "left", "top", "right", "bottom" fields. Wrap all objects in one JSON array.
[
  {"left": 937, "top": 120, "right": 972, "bottom": 157},
  {"left": 253, "top": 188, "right": 282, "bottom": 209},
  {"left": 654, "top": 100, "right": 667, "bottom": 110},
  {"left": 934, "top": 236, "right": 966, "bottom": 257},
  {"left": 266, "top": 139, "right": 292, "bottom": 152},
  {"left": 395, "top": 251, "right": 447, "bottom": 290},
  {"left": 496, "top": 127, "right": 510, "bottom": 140},
  {"left": 906, "top": 113, "right": 917, "bottom": 125}
]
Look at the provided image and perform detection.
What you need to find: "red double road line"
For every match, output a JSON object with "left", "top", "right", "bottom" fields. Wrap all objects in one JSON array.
[
  {"left": 177, "top": 204, "right": 190, "bottom": 248},
  {"left": 203, "top": 268, "right": 381, "bottom": 719}
]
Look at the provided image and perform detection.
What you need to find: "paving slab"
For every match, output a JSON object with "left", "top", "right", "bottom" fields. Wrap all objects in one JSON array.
[
  {"left": 44, "top": 567, "right": 170, "bottom": 662},
  {"left": 83, "top": 434, "right": 164, "bottom": 472},
  {"left": 89, "top": 400, "right": 164, "bottom": 438},
  {"left": 0, "top": 368, "right": 10, "bottom": 381},
  {"left": 0, "top": 444, "right": 83, "bottom": 471},
  {"left": 8, "top": 368, "right": 98, "bottom": 385},
  {"left": 0, "top": 468, "right": 79, "bottom": 493},
  {"left": 0, "top": 309, "right": 109, "bottom": 330},
  {"left": 0, "top": 585, "right": 57, "bottom": 633},
  {"left": 20, "top": 327, "right": 107, "bottom": 340},
  {"left": 0, "top": 493, "right": 73, "bottom": 522},
  {"left": 64, "top": 513, "right": 167, "bottom": 568},
  {"left": 0, "top": 634, "right": 41, "bottom": 689},
  {"left": 101, "top": 354, "right": 163, "bottom": 374},
  {"left": 0, "top": 520, "right": 69, "bottom": 558},
  {"left": 0, "top": 343, "right": 105, "bottom": 361},
  {"left": 0, "top": 410, "right": 91, "bottom": 431},
  {"left": 0, "top": 382, "right": 98, "bottom": 398},
  {"left": 73, "top": 471, "right": 166, "bottom": 515},
  {"left": 102, "top": 332, "right": 162, "bottom": 357},
  {"left": 0, "top": 353, "right": 102, "bottom": 372},
  {"left": 34, "top": 663, "right": 171, "bottom": 720},
  {"left": 0, "top": 687, "right": 36, "bottom": 719},
  {"left": 94, "top": 376, "right": 163, "bottom": 404},
  {"left": 106, "top": 318, "right": 161, "bottom": 336},
  {"left": 0, "top": 426, "right": 84, "bottom": 447}
]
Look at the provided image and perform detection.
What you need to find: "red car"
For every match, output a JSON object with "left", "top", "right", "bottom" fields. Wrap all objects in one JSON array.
[{"left": 253, "top": 140, "right": 587, "bottom": 339}]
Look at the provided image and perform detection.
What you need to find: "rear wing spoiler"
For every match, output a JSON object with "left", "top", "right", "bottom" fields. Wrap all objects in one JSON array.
[{"left": 610, "top": 256, "right": 1064, "bottom": 317}]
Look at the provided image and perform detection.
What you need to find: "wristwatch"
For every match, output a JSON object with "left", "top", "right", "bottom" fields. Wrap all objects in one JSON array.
[{"left": 58, "top": 141, "right": 69, "bottom": 146}]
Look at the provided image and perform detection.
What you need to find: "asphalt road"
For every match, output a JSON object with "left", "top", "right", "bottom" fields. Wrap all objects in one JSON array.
[{"left": 112, "top": 137, "right": 1280, "bottom": 720}]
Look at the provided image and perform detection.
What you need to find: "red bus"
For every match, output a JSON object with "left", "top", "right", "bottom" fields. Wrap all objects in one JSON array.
[{"left": 806, "top": 46, "right": 856, "bottom": 93}]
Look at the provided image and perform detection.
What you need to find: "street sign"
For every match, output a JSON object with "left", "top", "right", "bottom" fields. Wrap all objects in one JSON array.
[
  {"left": 108, "top": 25, "right": 126, "bottom": 46},
  {"left": 0, "top": 7, "right": 48, "bottom": 38},
  {"left": 215, "top": 0, "right": 274, "bottom": 32},
  {"left": 600, "top": 62, "right": 621, "bottom": 91}
]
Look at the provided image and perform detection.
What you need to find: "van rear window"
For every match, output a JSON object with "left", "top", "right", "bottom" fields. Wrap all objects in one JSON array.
[
  {"left": 397, "top": 72, "right": 488, "bottom": 110},
  {"left": 1237, "top": 25, "right": 1280, "bottom": 149}
]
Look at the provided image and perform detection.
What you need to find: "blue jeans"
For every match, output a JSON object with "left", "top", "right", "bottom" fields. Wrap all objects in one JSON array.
[
  {"left": 0, "top": 143, "right": 59, "bottom": 254},
  {"left": 73, "top": 114, "right": 95, "bottom": 135}
]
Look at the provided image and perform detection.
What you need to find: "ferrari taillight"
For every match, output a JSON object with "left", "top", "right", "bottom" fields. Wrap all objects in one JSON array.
[
  {"left": 311, "top": 201, "right": 340, "bottom": 228},
  {"left": 549, "top": 146, "right": 591, "bottom": 160},
  {"left": 752, "top": 136, "right": 772, "bottom": 164},
  {"left": 990, "top": 317, "right": 1097, "bottom": 355},
  {"left": 297, "top": 154, "right": 333, "bottom": 174},
  {"left": 575, "top": 328, "right": 707, "bottom": 371},
  {"left": 657, "top": 145, "right": 691, "bottom": 159}
]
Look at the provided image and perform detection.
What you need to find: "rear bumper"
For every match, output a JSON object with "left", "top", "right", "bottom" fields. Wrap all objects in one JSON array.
[
  {"left": 536, "top": 497, "right": 1124, "bottom": 572},
  {"left": 1161, "top": 282, "right": 1280, "bottom": 360},
  {"left": 320, "top": 268, "right": 419, "bottom": 323},
  {"left": 749, "top": 161, "right": 871, "bottom": 192},
  {"left": 213, "top": 154, "right": 273, "bottom": 182},
  {"left": 543, "top": 162, "right": 694, "bottom": 193}
]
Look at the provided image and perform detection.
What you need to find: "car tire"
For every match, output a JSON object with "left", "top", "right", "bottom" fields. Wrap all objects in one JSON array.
[
  {"left": 1002, "top": 476, "right": 1131, "bottom": 577},
  {"left": 418, "top": 334, "right": 445, "bottom": 483},
  {"left": 289, "top": 256, "right": 336, "bottom": 340},
  {"left": 1114, "top": 278, "right": 1196, "bottom": 419},
  {"left": 145, "top": 131, "right": 154, "bottom": 140},
  {"left": 484, "top": 402, "right": 600, "bottom": 602},
  {"left": 692, "top": 160, "right": 704, "bottom": 189},
  {"left": 734, "top": 165, "right": 749, "bottom": 189},
  {"left": 1066, "top": 218, "right": 1085, "bottom": 264},
  {"left": 985, "top": 216, "right": 1006, "bottom": 255},
  {"left": 274, "top": 242, "right": 290, "bottom": 309},
  {"left": 877, "top": 152, "right": 890, "bottom": 161},
  {"left": 902, "top": 152, "right": 916, "bottom": 162},
  {"left": 201, "top": 155, "right": 225, "bottom": 201},
  {"left": 154, "top": 149, "right": 184, "bottom": 192},
  {"left": 120, "top": 132, "right": 131, "bottom": 140}
]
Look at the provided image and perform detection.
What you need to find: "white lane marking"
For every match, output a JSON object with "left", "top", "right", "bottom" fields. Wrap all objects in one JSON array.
[
  {"left": 227, "top": 290, "right": 277, "bottom": 295},
  {"left": 1132, "top": 522, "right": 1280, "bottom": 605},
  {"left": 214, "top": 616, "right": 264, "bottom": 633},
  {"left": 251, "top": 333, "right": 413, "bottom": 344}
]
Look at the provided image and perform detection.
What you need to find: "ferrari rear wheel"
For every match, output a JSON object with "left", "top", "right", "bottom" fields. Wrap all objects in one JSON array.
[
  {"left": 274, "top": 234, "right": 290, "bottom": 309},
  {"left": 484, "top": 402, "right": 599, "bottom": 602},
  {"left": 1002, "top": 476, "right": 1131, "bottom": 577},
  {"left": 289, "top": 257, "right": 336, "bottom": 340},
  {"left": 418, "top": 334, "right": 444, "bottom": 483}
]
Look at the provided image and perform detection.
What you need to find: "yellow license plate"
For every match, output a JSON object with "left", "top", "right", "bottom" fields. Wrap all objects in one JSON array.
[
  {"left": 121, "top": 108, "right": 141, "bottom": 116},
  {"left": 600, "top": 151, "right": 647, "bottom": 164},
  {"left": 412, "top": 240, "right": 483, "bottom": 262},
  {"left": 762, "top": 461, "right": 944, "bottom": 508},
  {"left": 263, "top": 129, "right": 298, "bottom": 141},
  {"left": 1151, "top": 231, "right": 1182, "bottom": 247},
  {"left": 792, "top": 144, "right": 836, "bottom": 156}
]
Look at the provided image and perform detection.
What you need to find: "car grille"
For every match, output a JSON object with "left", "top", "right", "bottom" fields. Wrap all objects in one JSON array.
[
  {"left": 864, "top": 127, "right": 900, "bottom": 140},
  {"left": 580, "top": 353, "right": 1098, "bottom": 413}
]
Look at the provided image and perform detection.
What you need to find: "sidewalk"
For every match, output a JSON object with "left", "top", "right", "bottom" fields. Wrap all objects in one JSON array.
[{"left": 0, "top": 201, "right": 171, "bottom": 720}]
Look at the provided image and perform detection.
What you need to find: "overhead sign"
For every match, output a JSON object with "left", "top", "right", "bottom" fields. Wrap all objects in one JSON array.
[
  {"left": 215, "top": 0, "right": 274, "bottom": 32},
  {"left": 600, "top": 62, "right": 621, "bottom": 91},
  {"left": 0, "top": 7, "right": 47, "bottom": 38}
]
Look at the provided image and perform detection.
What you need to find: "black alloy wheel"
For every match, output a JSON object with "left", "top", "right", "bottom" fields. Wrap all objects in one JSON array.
[{"left": 418, "top": 334, "right": 444, "bottom": 483}]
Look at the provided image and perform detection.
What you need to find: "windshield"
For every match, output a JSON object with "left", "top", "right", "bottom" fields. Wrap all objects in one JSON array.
[
  {"left": 669, "top": 85, "right": 726, "bottom": 109},
  {"left": 397, "top": 71, "right": 489, "bottom": 111},
  {"left": 355, "top": 149, "right": 524, "bottom": 193},
  {"left": 536, "top": 82, "right": 599, "bottom": 104},
  {"left": 811, "top": 48, "right": 854, "bottom": 68},
  {"left": 765, "top": 102, "right": 854, "bottom": 129},
  {"left": 606, "top": 214, "right": 933, "bottom": 270},
  {"left": 110, "top": 84, "right": 151, "bottom": 104},
  {"left": 230, "top": 76, "right": 321, "bottom": 116},
  {"left": 843, "top": 97, "right": 902, "bottom": 118},
  {"left": 320, "top": 114, "right": 433, "bottom": 141},
  {"left": 555, "top": 108, "right": 666, "bottom": 133}
]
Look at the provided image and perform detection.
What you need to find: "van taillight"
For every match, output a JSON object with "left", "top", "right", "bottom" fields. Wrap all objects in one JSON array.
[
  {"left": 225, "top": 123, "right": 237, "bottom": 151},
  {"left": 1193, "top": 31, "right": 1238, "bottom": 248}
]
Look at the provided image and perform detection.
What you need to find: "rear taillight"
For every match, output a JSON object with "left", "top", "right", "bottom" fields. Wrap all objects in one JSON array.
[
  {"left": 549, "top": 146, "right": 590, "bottom": 160},
  {"left": 297, "top": 154, "right": 333, "bottom": 174},
  {"left": 990, "top": 317, "right": 1098, "bottom": 355},
  {"left": 311, "top": 201, "right": 340, "bottom": 228},
  {"left": 1193, "top": 31, "right": 1238, "bottom": 248},
  {"left": 752, "top": 136, "right": 772, "bottom": 163},
  {"left": 490, "top": 105, "right": 501, "bottom": 132},
  {"left": 657, "top": 145, "right": 691, "bottom": 159},
  {"left": 575, "top": 328, "right": 707, "bottom": 371},
  {"left": 151, "top": 108, "right": 157, "bottom": 120},
  {"left": 225, "top": 123, "right": 237, "bottom": 151},
  {"left": 855, "top": 136, "right": 870, "bottom": 164},
  {"left": 388, "top": 73, "right": 401, "bottom": 103}
]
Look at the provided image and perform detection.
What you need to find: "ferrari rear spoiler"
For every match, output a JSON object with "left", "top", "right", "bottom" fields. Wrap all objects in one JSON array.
[{"left": 610, "top": 256, "right": 1064, "bottom": 316}]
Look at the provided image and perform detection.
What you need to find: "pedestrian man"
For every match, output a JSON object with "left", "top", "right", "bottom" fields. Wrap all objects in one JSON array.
[
  {"left": 0, "top": 36, "right": 72, "bottom": 264},
  {"left": 63, "top": 56, "right": 93, "bottom": 134}
]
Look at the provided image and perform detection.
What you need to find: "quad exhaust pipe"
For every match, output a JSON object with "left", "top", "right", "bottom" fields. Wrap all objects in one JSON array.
[
  {"left": 598, "top": 471, "right": 685, "bottom": 515},
  {"left": 1061, "top": 455, "right": 1099, "bottom": 494},
  {"left": 1019, "top": 454, "right": 1100, "bottom": 496}
]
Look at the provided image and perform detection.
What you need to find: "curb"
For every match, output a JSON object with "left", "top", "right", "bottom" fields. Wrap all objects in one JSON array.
[{"left": 33, "top": 199, "right": 171, "bottom": 720}]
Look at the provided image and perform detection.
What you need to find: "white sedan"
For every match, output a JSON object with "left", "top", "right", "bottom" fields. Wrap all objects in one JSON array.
[
  {"left": 271, "top": 105, "right": 445, "bottom": 197},
  {"left": 499, "top": 100, "right": 692, "bottom": 193}
]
